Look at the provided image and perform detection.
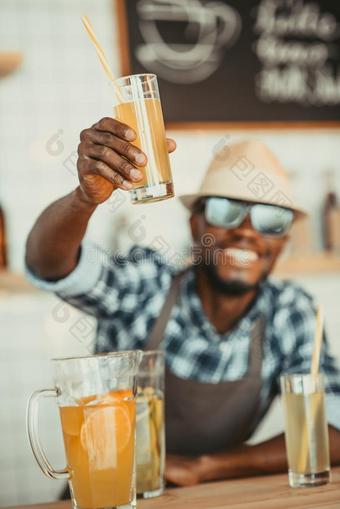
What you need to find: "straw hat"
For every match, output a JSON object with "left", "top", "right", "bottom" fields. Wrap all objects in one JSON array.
[{"left": 179, "top": 139, "right": 307, "bottom": 219}]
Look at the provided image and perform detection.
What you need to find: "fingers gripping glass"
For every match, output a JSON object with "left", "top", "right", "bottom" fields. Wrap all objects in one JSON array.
[{"left": 205, "top": 197, "right": 294, "bottom": 236}]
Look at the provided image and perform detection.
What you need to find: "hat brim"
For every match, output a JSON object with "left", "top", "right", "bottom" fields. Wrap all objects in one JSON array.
[{"left": 179, "top": 193, "right": 308, "bottom": 221}]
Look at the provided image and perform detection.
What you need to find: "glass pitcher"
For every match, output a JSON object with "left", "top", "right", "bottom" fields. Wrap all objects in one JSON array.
[{"left": 27, "top": 351, "right": 142, "bottom": 509}]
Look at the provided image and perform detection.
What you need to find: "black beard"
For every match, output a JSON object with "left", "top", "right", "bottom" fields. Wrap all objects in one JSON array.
[{"left": 199, "top": 262, "right": 262, "bottom": 296}]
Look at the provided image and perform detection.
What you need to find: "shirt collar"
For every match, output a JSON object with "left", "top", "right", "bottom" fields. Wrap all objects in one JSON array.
[{"left": 182, "top": 268, "right": 271, "bottom": 338}]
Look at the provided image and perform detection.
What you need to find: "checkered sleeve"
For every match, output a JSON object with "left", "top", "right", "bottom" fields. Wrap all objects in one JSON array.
[
  {"left": 275, "top": 284, "right": 340, "bottom": 431},
  {"left": 26, "top": 242, "right": 102, "bottom": 296},
  {"left": 26, "top": 241, "right": 171, "bottom": 320}
]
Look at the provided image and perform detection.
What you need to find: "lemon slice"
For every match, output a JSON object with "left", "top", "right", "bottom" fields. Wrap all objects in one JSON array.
[{"left": 80, "top": 405, "right": 131, "bottom": 470}]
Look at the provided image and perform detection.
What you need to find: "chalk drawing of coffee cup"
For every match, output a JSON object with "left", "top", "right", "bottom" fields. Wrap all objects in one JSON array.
[{"left": 135, "top": 0, "right": 242, "bottom": 84}]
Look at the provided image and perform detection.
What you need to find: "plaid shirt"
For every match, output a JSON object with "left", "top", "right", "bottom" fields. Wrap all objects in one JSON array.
[{"left": 27, "top": 242, "right": 340, "bottom": 431}]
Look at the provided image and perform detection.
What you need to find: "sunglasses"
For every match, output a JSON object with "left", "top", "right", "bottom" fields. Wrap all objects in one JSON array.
[{"left": 202, "top": 197, "right": 294, "bottom": 237}]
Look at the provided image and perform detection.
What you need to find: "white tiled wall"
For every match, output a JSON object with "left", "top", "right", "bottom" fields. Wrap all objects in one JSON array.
[{"left": 0, "top": 0, "right": 340, "bottom": 506}]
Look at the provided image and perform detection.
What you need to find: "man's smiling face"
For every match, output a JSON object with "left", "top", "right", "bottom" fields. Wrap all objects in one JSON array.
[{"left": 190, "top": 201, "right": 289, "bottom": 295}]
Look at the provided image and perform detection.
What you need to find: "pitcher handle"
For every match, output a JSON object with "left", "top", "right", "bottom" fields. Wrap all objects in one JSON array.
[{"left": 26, "top": 388, "right": 70, "bottom": 480}]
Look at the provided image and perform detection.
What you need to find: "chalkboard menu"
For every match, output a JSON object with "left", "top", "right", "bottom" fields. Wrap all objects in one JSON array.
[{"left": 116, "top": 0, "right": 340, "bottom": 127}]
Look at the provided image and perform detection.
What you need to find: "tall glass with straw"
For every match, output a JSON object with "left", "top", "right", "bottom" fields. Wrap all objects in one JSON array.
[
  {"left": 81, "top": 17, "right": 174, "bottom": 204},
  {"left": 281, "top": 308, "right": 331, "bottom": 487}
]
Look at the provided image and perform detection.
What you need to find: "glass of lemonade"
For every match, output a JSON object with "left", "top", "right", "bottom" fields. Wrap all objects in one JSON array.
[
  {"left": 27, "top": 351, "right": 142, "bottom": 509},
  {"left": 136, "top": 350, "right": 165, "bottom": 498},
  {"left": 114, "top": 73, "right": 174, "bottom": 205},
  {"left": 280, "top": 373, "right": 330, "bottom": 488}
]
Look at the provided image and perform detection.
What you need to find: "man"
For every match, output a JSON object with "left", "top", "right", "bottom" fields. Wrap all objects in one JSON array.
[{"left": 26, "top": 117, "right": 340, "bottom": 486}]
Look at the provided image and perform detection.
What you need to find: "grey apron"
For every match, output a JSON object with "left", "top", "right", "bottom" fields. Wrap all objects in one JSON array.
[{"left": 145, "top": 270, "right": 265, "bottom": 456}]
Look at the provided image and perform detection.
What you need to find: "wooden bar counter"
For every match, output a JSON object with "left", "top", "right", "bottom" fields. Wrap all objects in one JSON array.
[{"left": 10, "top": 467, "right": 340, "bottom": 509}]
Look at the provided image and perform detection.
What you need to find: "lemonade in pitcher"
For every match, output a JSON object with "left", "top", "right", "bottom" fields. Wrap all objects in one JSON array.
[{"left": 60, "top": 389, "right": 135, "bottom": 508}]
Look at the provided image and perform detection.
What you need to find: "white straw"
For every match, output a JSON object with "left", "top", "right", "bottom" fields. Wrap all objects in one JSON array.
[
  {"left": 297, "top": 306, "right": 324, "bottom": 472},
  {"left": 311, "top": 307, "right": 324, "bottom": 377}
]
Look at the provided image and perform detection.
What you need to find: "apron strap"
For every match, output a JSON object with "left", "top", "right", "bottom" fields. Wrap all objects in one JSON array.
[
  {"left": 145, "top": 269, "right": 188, "bottom": 351},
  {"left": 247, "top": 315, "right": 265, "bottom": 376},
  {"left": 244, "top": 315, "right": 266, "bottom": 437}
]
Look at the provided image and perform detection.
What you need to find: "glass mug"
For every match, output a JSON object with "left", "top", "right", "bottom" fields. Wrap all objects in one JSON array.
[
  {"left": 114, "top": 73, "right": 174, "bottom": 205},
  {"left": 27, "top": 351, "right": 142, "bottom": 509},
  {"left": 281, "top": 373, "right": 330, "bottom": 488},
  {"left": 136, "top": 350, "right": 165, "bottom": 498}
]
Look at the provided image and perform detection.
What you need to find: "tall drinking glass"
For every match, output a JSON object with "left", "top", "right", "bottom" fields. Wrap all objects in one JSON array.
[
  {"left": 114, "top": 73, "right": 174, "bottom": 205},
  {"left": 27, "top": 351, "right": 142, "bottom": 509},
  {"left": 280, "top": 373, "right": 330, "bottom": 488},
  {"left": 136, "top": 350, "right": 165, "bottom": 498}
]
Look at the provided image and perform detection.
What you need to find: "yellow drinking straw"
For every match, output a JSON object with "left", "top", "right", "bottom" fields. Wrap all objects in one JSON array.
[
  {"left": 297, "top": 306, "right": 324, "bottom": 473},
  {"left": 311, "top": 307, "right": 324, "bottom": 378},
  {"left": 81, "top": 15, "right": 123, "bottom": 103}
]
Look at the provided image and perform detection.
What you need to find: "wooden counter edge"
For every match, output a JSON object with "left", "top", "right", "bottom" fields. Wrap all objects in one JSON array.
[{"left": 6, "top": 467, "right": 340, "bottom": 509}]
